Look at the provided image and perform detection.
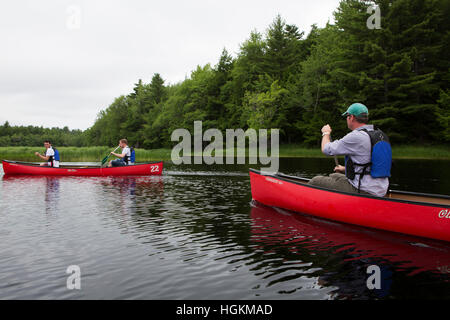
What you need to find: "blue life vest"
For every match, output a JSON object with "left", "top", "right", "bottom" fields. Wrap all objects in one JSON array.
[
  {"left": 54, "top": 148, "right": 60, "bottom": 162},
  {"left": 362, "top": 129, "right": 391, "bottom": 178},
  {"left": 345, "top": 127, "right": 392, "bottom": 192},
  {"left": 130, "top": 147, "right": 135, "bottom": 164},
  {"left": 123, "top": 147, "right": 135, "bottom": 165}
]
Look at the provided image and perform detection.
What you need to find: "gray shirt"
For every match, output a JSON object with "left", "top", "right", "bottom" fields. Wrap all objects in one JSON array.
[{"left": 323, "top": 125, "right": 389, "bottom": 197}]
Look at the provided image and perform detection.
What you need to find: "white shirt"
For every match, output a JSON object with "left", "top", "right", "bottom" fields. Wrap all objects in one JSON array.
[
  {"left": 45, "top": 147, "right": 60, "bottom": 167},
  {"left": 323, "top": 125, "right": 389, "bottom": 197},
  {"left": 122, "top": 146, "right": 131, "bottom": 163}
]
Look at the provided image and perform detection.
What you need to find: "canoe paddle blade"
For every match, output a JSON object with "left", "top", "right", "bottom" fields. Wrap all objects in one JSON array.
[{"left": 101, "top": 146, "right": 120, "bottom": 166}]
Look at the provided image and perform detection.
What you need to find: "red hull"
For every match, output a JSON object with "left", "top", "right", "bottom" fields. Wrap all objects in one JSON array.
[
  {"left": 2, "top": 160, "right": 163, "bottom": 176},
  {"left": 249, "top": 169, "right": 450, "bottom": 242}
]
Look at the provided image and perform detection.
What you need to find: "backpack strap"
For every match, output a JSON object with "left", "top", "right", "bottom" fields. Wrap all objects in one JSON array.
[
  {"left": 123, "top": 147, "right": 131, "bottom": 165},
  {"left": 350, "top": 128, "right": 373, "bottom": 193}
]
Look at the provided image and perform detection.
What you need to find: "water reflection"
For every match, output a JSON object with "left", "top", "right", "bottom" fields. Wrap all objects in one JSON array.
[
  {"left": 0, "top": 159, "right": 449, "bottom": 299},
  {"left": 97, "top": 176, "right": 164, "bottom": 216},
  {"left": 250, "top": 201, "right": 450, "bottom": 298},
  {"left": 45, "top": 177, "right": 60, "bottom": 214},
  {"left": 2, "top": 175, "right": 62, "bottom": 215},
  {"left": 106, "top": 176, "right": 164, "bottom": 198}
]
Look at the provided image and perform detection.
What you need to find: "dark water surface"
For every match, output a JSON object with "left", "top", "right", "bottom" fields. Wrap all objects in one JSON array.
[{"left": 0, "top": 158, "right": 449, "bottom": 299}]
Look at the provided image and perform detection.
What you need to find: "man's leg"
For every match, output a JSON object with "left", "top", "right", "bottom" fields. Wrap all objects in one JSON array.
[
  {"left": 115, "top": 160, "right": 126, "bottom": 167},
  {"left": 308, "top": 173, "right": 357, "bottom": 193},
  {"left": 110, "top": 159, "right": 126, "bottom": 167}
]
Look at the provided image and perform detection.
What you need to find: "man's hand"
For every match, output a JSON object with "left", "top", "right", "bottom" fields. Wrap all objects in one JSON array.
[
  {"left": 334, "top": 165, "right": 345, "bottom": 173},
  {"left": 35, "top": 152, "right": 40, "bottom": 156},
  {"left": 321, "top": 124, "right": 332, "bottom": 152},
  {"left": 321, "top": 124, "right": 332, "bottom": 135}
]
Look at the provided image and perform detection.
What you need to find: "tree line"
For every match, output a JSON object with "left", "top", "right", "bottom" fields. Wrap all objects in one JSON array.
[
  {"left": 0, "top": 121, "right": 84, "bottom": 147},
  {"left": 2, "top": 0, "right": 449, "bottom": 148}
]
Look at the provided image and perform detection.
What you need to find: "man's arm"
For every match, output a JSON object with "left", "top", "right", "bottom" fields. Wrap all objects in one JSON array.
[
  {"left": 321, "top": 124, "right": 346, "bottom": 173},
  {"left": 35, "top": 152, "right": 49, "bottom": 160},
  {"left": 111, "top": 152, "right": 125, "bottom": 158}
]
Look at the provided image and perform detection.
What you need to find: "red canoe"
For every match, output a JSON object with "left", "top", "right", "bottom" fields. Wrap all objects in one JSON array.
[
  {"left": 2, "top": 160, "right": 163, "bottom": 176},
  {"left": 249, "top": 169, "right": 450, "bottom": 242}
]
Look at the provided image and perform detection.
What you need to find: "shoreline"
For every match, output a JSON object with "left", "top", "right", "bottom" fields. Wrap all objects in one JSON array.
[{"left": 0, "top": 145, "right": 449, "bottom": 162}]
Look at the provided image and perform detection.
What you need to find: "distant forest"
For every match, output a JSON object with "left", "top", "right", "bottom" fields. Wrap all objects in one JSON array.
[
  {"left": 2, "top": 0, "right": 449, "bottom": 148},
  {"left": 0, "top": 122, "right": 84, "bottom": 147}
]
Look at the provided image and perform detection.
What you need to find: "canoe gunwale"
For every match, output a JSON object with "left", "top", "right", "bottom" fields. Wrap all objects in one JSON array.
[{"left": 250, "top": 168, "right": 450, "bottom": 209}]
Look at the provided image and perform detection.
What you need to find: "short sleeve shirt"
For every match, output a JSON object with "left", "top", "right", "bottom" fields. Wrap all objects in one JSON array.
[
  {"left": 122, "top": 146, "right": 131, "bottom": 158},
  {"left": 45, "top": 148, "right": 54, "bottom": 158}
]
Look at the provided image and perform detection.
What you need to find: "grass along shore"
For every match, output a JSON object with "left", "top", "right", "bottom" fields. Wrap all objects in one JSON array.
[
  {"left": 0, "top": 146, "right": 172, "bottom": 162},
  {"left": 0, "top": 145, "right": 449, "bottom": 162}
]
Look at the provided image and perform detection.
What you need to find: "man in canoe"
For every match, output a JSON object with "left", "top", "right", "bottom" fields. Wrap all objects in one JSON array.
[
  {"left": 34, "top": 140, "right": 60, "bottom": 167},
  {"left": 308, "top": 103, "right": 392, "bottom": 197},
  {"left": 108, "top": 139, "right": 132, "bottom": 167}
]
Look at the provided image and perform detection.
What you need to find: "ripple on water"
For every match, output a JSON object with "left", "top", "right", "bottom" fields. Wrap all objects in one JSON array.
[{"left": 1, "top": 159, "right": 450, "bottom": 299}]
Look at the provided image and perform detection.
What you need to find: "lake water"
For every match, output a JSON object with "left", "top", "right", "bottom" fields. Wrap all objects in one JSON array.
[{"left": 0, "top": 158, "right": 449, "bottom": 299}]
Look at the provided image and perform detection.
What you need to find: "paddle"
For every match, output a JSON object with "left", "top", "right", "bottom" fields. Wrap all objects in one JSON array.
[
  {"left": 330, "top": 134, "right": 340, "bottom": 167},
  {"left": 334, "top": 155, "right": 339, "bottom": 166},
  {"left": 101, "top": 146, "right": 120, "bottom": 167}
]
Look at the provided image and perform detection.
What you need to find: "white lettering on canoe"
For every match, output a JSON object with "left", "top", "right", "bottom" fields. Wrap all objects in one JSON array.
[
  {"left": 438, "top": 209, "right": 449, "bottom": 219},
  {"left": 67, "top": 169, "right": 77, "bottom": 172},
  {"left": 150, "top": 165, "right": 159, "bottom": 173},
  {"left": 265, "top": 177, "right": 283, "bottom": 185}
]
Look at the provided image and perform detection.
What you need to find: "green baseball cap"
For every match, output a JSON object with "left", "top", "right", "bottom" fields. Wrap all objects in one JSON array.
[{"left": 342, "top": 103, "right": 369, "bottom": 117}]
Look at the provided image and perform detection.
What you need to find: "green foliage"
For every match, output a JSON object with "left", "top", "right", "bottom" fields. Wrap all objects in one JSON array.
[
  {"left": 2, "top": 1, "right": 449, "bottom": 149},
  {"left": 2, "top": 145, "right": 448, "bottom": 162},
  {"left": 436, "top": 89, "right": 450, "bottom": 142},
  {"left": 0, "top": 146, "right": 172, "bottom": 162},
  {"left": 0, "top": 121, "right": 85, "bottom": 147},
  {"left": 243, "top": 80, "right": 288, "bottom": 130}
]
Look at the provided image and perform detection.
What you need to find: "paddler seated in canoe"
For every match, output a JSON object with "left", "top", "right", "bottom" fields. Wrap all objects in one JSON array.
[
  {"left": 34, "top": 140, "right": 60, "bottom": 167},
  {"left": 308, "top": 103, "right": 392, "bottom": 197},
  {"left": 108, "top": 139, "right": 132, "bottom": 167}
]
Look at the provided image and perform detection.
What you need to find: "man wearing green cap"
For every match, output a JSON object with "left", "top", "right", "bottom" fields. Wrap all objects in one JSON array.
[{"left": 308, "top": 103, "right": 390, "bottom": 197}]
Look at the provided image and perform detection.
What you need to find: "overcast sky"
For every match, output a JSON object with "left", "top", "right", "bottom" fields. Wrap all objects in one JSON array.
[{"left": 0, "top": 0, "right": 341, "bottom": 130}]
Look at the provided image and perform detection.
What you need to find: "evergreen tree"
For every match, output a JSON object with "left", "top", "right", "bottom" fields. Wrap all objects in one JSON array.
[{"left": 83, "top": 4, "right": 449, "bottom": 148}]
